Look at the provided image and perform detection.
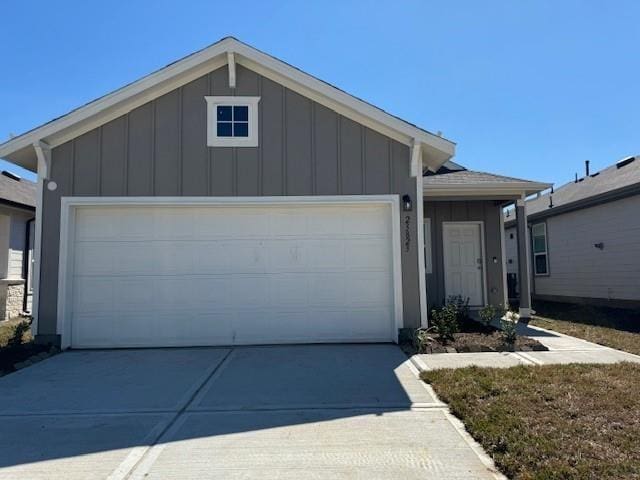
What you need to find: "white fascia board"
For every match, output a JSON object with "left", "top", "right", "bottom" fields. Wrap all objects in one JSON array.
[{"left": 423, "top": 182, "right": 552, "bottom": 197}]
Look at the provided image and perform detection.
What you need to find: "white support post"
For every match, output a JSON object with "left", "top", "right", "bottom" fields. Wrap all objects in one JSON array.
[
  {"left": 31, "top": 141, "right": 51, "bottom": 338},
  {"left": 227, "top": 51, "right": 236, "bottom": 89},
  {"left": 499, "top": 204, "right": 509, "bottom": 308},
  {"left": 411, "top": 140, "right": 428, "bottom": 327},
  {"left": 410, "top": 140, "right": 421, "bottom": 178},
  {"left": 516, "top": 195, "right": 532, "bottom": 319}
]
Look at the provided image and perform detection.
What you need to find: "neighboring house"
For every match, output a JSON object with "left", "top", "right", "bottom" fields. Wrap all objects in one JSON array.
[
  {"left": 0, "top": 170, "right": 35, "bottom": 319},
  {"left": 0, "top": 37, "right": 548, "bottom": 349},
  {"left": 505, "top": 156, "right": 640, "bottom": 309}
]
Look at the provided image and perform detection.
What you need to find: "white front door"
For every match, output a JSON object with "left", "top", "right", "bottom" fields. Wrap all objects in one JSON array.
[
  {"left": 66, "top": 200, "right": 399, "bottom": 348},
  {"left": 442, "top": 223, "right": 484, "bottom": 306}
]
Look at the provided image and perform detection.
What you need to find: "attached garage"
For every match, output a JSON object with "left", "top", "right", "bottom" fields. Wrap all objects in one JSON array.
[{"left": 58, "top": 197, "right": 402, "bottom": 348}]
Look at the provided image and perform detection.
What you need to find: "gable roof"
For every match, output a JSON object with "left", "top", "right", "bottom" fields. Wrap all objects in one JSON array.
[
  {"left": 0, "top": 37, "right": 455, "bottom": 173},
  {"left": 505, "top": 155, "right": 640, "bottom": 225},
  {"left": 423, "top": 167, "right": 551, "bottom": 197},
  {"left": 0, "top": 172, "right": 36, "bottom": 210}
]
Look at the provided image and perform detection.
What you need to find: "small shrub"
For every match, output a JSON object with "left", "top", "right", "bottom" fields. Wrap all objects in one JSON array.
[
  {"left": 446, "top": 295, "right": 470, "bottom": 323},
  {"left": 501, "top": 309, "right": 519, "bottom": 345},
  {"left": 8, "top": 321, "right": 30, "bottom": 348},
  {"left": 479, "top": 304, "right": 498, "bottom": 327},
  {"left": 413, "top": 328, "right": 433, "bottom": 353},
  {"left": 430, "top": 303, "right": 459, "bottom": 344}
]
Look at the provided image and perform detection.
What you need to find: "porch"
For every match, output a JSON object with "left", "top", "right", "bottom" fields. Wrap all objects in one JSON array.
[{"left": 420, "top": 165, "right": 551, "bottom": 319}]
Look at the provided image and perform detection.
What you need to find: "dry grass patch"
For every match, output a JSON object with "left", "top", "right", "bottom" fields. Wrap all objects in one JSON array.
[
  {"left": 422, "top": 363, "right": 640, "bottom": 480},
  {"left": 531, "top": 301, "right": 640, "bottom": 356}
]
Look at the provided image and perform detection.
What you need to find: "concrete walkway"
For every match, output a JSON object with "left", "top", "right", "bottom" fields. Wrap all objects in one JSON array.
[
  {"left": 412, "top": 323, "right": 640, "bottom": 371},
  {"left": 0, "top": 344, "right": 504, "bottom": 480}
]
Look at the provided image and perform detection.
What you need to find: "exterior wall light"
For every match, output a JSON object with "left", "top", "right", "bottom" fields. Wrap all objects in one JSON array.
[
  {"left": 594, "top": 242, "right": 604, "bottom": 250},
  {"left": 402, "top": 194, "right": 412, "bottom": 212}
]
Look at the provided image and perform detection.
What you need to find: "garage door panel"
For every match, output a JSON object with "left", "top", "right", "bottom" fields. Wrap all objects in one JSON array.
[
  {"left": 345, "top": 208, "right": 389, "bottom": 236},
  {"left": 68, "top": 202, "right": 397, "bottom": 348},
  {"left": 73, "top": 278, "right": 114, "bottom": 314},
  {"left": 231, "top": 276, "right": 270, "bottom": 307},
  {"left": 309, "top": 273, "right": 347, "bottom": 306},
  {"left": 153, "top": 208, "right": 195, "bottom": 240},
  {"left": 192, "top": 277, "right": 233, "bottom": 306},
  {"left": 115, "top": 244, "right": 157, "bottom": 275},
  {"left": 268, "top": 210, "right": 309, "bottom": 236},
  {"left": 115, "top": 279, "right": 154, "bottom": 310},
  {"left": 307, "top": 210, "right": 345, "bottom": 236},
  {"left": 306, "top": 240, "right": 346, "bottom": 269},
  {"left": 346, "top": 272, "right": 392, "bottom": 306},
  {"left": 345, "top": 240, "right": 390, "bottom": 269},
  {"left": 269, "top": 274, "right": 310, "bottom": 306}
]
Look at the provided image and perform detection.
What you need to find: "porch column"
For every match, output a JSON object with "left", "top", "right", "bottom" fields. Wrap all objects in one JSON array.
[{"left": 516, "top": 197, "right": 532, "bottom": 320}]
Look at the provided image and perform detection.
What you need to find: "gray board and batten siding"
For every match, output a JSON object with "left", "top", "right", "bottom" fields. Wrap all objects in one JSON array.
[
  {"left": 39, "top": 64, "right": 421, "bottom": 338},
  {"left": 424, "top": 200, "right": 506, "bottom": 309}
]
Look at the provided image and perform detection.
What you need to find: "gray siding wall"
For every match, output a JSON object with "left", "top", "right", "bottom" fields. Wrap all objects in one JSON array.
[
  {"left": 504, "top": 225, "right": 518, "bottom": 275},
  {"left": 39, "top": 64, "right": 420, "bottom": 336},
  {"left": 534, "top": 194, "right": 640, "bottom": 301},
  {"left": 423, "top": 200, "right": 505, "bottom": 309}
]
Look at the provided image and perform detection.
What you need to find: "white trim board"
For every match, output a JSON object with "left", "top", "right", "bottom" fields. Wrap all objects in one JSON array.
[
  {"left": 423, "top": 182, "right": 552, "bottom": 198},
  {"left": 56, "top": 195, "right": 404, "bottom": 349},
  {"left": 441, "top": 221, "right": 488, "bottom": 307},
  {"left": 0, "top": 37, "right": 454, "bottom": 173}
]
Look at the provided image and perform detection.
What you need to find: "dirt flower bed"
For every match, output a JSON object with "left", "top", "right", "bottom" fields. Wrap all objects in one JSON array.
[{"left": 422, "top": 330, "right": 547, "bottom": 353}]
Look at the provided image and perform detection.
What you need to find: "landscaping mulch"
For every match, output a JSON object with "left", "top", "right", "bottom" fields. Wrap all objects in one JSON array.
[
  {"left": 422, "top": 331, "right": 547, "bottom": 354},
  {"left": 412, "top": 316, "right": 548, "bottom": 354},
  {"left": 422, "top": 362, "right": 640, "bottom": 480}
]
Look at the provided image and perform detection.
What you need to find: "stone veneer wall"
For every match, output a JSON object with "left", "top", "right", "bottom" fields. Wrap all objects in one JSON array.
[{"left": 0, "top": 281, "right": 25, "bottom": 320}]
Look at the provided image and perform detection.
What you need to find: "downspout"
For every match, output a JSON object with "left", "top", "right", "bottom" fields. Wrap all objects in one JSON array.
[{"left": 23, "top": 217, "right": 34, "bottom": 313}]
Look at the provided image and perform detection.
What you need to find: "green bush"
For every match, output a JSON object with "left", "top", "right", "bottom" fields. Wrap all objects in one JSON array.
[
  {"left": 430, "top": 303, "right": 459, "bottom": 344},
  {"left": 479, "top": 304, "right": 504, "bottom": 327},
  {"left": 446, "top": 295, "right": 470, "bottom": 323}
]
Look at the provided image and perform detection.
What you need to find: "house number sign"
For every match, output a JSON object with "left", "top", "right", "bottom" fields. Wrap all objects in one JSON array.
[{"left": 404, "top": 215, "right": 411, "bottom": 252}]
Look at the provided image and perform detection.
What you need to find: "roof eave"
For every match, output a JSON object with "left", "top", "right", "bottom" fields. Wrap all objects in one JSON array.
[{"left": 423, "top": 181, "right": 552, "bottom": 197}]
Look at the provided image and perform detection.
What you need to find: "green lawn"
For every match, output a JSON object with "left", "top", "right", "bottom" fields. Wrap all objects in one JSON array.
[
  {"left": 531, "top": 300, "right": 640, "bottom": 356},
  {"left": 422, "top": 363, "right": 640, "bottom": 480}
]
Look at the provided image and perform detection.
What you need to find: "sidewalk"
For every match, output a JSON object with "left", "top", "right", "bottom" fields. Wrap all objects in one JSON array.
[{"left": 411, "top": 323, "right": 640, "bottom": 371}]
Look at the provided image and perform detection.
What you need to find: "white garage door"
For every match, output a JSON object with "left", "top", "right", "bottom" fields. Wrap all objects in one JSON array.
[{"left": 66, "top": 200, "right": 399, "bottom": 348}]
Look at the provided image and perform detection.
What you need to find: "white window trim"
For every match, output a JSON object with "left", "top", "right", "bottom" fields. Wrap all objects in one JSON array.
[
  {"left": 56, "top": 195, "right": 404, "bottom": 349},
  {"left": 531, "top": 222, "right": 549, "bottom": 276},
  {"left": 205, "top": 96, "right": 260, "bottom": 147}
]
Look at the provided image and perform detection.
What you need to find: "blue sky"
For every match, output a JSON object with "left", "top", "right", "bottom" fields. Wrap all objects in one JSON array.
[{"left": 1, "top": 0, "right": 638, "bottom": 187}]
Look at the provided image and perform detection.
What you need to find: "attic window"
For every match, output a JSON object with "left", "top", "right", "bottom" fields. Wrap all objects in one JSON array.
[{"left": 205, "top": 96, "right": 260, "bottom": 147}]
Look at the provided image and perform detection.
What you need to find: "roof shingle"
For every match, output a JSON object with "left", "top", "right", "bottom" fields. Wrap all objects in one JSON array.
[{"left": 0, "top": 172, "right": 36, "bottom": 209}]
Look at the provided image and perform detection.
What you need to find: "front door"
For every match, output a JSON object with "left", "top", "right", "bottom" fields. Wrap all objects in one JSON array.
[{"left": 442, "top": 223, "right": 484, "bottom": 306}]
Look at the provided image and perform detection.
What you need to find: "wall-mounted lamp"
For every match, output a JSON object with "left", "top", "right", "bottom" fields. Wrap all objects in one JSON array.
[
  {"left": 402, "top": 194, "right": 412, "bottom": 212},
  {"left": 594, "top": 242, "right": 604, "bottom": 250}
]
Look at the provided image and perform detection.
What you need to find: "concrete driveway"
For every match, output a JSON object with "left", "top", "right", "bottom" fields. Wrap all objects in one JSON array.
[{"left": 0, "top": 345, "right": 501, "bottom": 479}]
